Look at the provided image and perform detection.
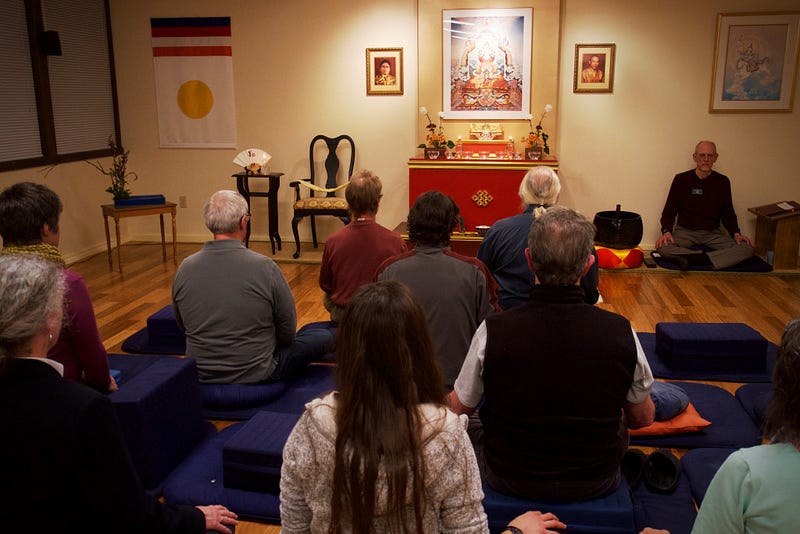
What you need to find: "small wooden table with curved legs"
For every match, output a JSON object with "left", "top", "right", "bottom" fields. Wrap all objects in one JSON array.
[{"left": 102, "top": 202, "right": 177, "bottom": 273}]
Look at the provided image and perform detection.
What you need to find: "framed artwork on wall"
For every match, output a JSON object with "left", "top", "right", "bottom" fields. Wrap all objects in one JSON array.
[
  {"left": 443, "top": 8, "right": 532, "bottom": 119},
  {"left": 709, "top": 12, "right": 800, "bottom": 113},
  {"left": 573, "top": 43, "right": 615, "bottom": 93},
  {"left": 366, "top": 48, "right": 403, "bottom": 95}
]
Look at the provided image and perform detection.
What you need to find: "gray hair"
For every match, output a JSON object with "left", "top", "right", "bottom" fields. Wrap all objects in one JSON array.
[
  {"left": 204, "top": 190, "right": 249, "bottom": 235},
  {"left": 519, "top": 166, "right": 561, "bottom": 218},
  {"left": 528, "top": 205, "right": 596, "bottom": 286},
  {"left": 0, "top": 255, "right": 65, "bottom": 363}
]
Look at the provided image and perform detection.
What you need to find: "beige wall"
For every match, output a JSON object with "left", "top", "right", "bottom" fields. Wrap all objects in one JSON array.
[
  {"left": 1, "top": 0, "right": 798, "bottom": 262},
  {"left": 558, "top": 0, "right": 800, "bottom": 248}
]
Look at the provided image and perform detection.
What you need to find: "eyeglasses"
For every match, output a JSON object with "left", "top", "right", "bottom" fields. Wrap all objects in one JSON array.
[{"left": 695, "top": 153, "right": 717, "bottom": 160}]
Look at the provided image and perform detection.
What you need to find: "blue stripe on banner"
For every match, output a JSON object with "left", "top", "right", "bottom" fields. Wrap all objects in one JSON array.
[{"left": 150, "top": 17, "right": 230, "bottom": 28}]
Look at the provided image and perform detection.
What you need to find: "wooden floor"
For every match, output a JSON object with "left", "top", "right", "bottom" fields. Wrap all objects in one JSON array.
[{"left": 72, "top": 241, "right": 800, "bottom": 532}]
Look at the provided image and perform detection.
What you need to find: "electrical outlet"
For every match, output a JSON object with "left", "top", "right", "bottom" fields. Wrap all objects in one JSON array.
[{"left": 179, "top": 195, "right": 187, "bottom": 208}]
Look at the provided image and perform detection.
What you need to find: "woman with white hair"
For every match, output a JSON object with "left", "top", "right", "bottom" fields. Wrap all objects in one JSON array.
[
  {"left": 0, "top": 255, "right": 238, "bottom": 533},
  {"left": 478, "top": 166, "right": 600, "bottom": 309}
]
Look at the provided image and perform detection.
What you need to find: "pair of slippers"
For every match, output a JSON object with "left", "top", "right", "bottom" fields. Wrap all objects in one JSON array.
[{"left": 622, "top": 448, "right": 682, "bottom": 493}]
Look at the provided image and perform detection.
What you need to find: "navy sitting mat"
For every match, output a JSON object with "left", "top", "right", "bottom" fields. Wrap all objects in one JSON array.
[
  {"left": 637, "top": 332, "right": 776, "bottom": 382},
  {"left": 735, "top": 382, "right": 772, "bottom": 430},
  {"left": 162, "top": 424, "right": 281, "bottom": 523},
  {"left": 629, "top": 381, "right": 761, "bottom": 449},
  {"left": 650, "top": 251, "right": 772, "bottom": 272},
  {"left": 681, "top": 447, "right": 736, "bottom": 506},
  {"left": 655, "top": 322, "right": 767, "bottom": 373},
  {"left": 222, "top": 411, "right": 301, "bottom": 493},
  {"left": 121, "top": 304, "right": 186, "bottom": 355},
  {"left": 108, "top": 353, "right": 210, "bottom": 491},
  {"left": 201, "top": 364, "right": 336, "bottom": 420},
  {"left": 483, "top": 481, "right": 634, "bottom": 534},
  {"left": 632, "top": 472, "right": 697, "bottom": 534}
]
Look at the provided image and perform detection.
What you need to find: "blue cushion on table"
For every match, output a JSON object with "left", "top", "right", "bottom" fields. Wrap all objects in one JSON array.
[
  {"left": 162, "top": 424, "right": 281, "bottom": 522},
  {"left": 655, "top": 322, "right": 767, "bottom": 372},
  {"left": 735, "top": 383, "right": 773, "bottom": 430},
  {"left": 108, "top": 353, "right": 208, "bottom": 491},
  {"left": 222, "top": 411, "right": 301, "bottom": 493},
  {"left": 482, "top": 481, "right": 634, "bottom": 534},
  {"left": 681, "top": 447, "right": 737, "bottom": 506}
]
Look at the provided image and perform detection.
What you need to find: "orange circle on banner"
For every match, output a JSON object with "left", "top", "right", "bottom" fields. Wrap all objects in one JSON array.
[{"left": 177, "top": 80, "right": 213, "bottom": 119}]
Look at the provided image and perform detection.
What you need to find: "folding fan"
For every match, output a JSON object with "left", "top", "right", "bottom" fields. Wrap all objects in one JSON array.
[{"left": 233, "top": 148, "right": 272, "bottom": 173}]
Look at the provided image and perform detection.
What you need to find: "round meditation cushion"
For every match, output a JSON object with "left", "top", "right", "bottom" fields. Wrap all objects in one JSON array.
[{"left": 595, "top": 246, "right": 644, "bottom": 269}]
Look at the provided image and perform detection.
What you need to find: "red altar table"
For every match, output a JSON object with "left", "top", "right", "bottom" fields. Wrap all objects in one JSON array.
[{"left": 408, "top": 158, "right": 559, "bottom": 231}]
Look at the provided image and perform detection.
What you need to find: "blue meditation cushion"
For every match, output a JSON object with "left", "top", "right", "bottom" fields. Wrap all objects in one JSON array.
[
  {"left": 655, "top": 322, "right": 767, "bottom": 372},
  {"left": 222, "top": 411, "right": 301, "bottom": 493}
]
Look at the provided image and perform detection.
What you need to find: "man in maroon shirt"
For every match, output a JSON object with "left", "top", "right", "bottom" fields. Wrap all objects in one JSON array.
[
  {"left": 656, "top": 140, "right": 754, "bottom": 270},
  {"left": 319, "top": 170, "right": 407, "bottom": 322}
]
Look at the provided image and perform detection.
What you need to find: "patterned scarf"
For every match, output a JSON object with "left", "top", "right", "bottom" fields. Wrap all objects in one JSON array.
[{"left": 0, "top": 243, "right": 67, "bottom": 268}]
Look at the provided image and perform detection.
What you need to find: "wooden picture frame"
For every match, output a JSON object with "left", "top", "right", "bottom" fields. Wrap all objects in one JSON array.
[
  {"left": 709, "top": 12, "right": 800, "bottom": 113},
  {"left": 442, "top": 8, "right": 532, "bottom": 119},
  {"left": 366, "top": 48, "right": 403, "bottom": 95},
  {"left": 573, "top": 43, "right": 615, "bottom": 93}
]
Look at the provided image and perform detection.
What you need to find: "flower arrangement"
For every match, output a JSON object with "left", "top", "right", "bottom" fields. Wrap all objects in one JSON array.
[
  {"left": 88, "top": 135, "right": 138, "bottom": 199},
  {"left": 418, "top": 107, "right": 455, "bottom": 150},
  {"left": 525, "top": 104, "right": 553, "bottom": 155}
]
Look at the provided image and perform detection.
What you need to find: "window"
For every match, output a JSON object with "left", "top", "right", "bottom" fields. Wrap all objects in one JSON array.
[{"left": 0, "top": 0, "right": 120, "bottom": 171}]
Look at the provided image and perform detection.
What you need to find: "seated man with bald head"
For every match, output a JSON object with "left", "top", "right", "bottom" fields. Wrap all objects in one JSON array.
[
  {"left": 173, "top": 190, "right": 333, "bottom": 384},
  {"left": 656, "top": 140, "right": 754, "bottom": 270}
]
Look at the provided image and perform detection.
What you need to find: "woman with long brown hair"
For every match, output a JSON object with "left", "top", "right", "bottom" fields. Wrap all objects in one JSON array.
[{"left": 280, "top": 280, "right": 563, "bottom": 533}]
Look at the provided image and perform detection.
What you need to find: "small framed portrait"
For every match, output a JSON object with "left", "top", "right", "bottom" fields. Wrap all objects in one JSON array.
[
  {"left": 574, "top": 43, "right": 616, "bottom": 93},
  {"left": 709, "top": 12, "right": 800, "bottom": 113},
  {"left": 366, "top": 48, "right": 403, "bottom": 95}
]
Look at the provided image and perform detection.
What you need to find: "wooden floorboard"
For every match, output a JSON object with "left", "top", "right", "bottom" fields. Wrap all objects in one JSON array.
[{"left": 66, "top": 242, "right": 800, "bottom": 532}]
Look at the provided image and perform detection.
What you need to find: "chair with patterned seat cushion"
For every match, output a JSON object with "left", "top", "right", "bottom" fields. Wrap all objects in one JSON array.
[{"left": 289, "top": 134, "right": 355, "bottom": 258}]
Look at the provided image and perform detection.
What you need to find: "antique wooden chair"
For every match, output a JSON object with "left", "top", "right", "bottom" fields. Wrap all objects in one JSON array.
[{"left": 289, "top": 134, "right": 355, "bottom": 258}]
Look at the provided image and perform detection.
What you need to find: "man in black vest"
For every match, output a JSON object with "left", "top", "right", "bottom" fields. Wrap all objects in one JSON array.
[{"left": 448, "top": 206, "right": 655, "bottom": 501}]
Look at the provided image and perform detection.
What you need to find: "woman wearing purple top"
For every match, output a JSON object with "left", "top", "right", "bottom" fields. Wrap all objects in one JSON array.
[{"left": 0, "top": 182, "right": 117, "bottom": 392}]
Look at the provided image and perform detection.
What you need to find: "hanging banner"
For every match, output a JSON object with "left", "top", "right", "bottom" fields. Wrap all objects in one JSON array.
[{"left": 151, "top": 17, "right": 237, "bottom": 148}]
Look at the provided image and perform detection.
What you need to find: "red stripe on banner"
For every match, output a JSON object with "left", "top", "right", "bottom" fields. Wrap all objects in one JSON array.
[
  {"left": 151, "top": 26, "right": 231, "bottom": 38},
  {"left": 152, "top": 46, "right": 232, "bottom": 57}
]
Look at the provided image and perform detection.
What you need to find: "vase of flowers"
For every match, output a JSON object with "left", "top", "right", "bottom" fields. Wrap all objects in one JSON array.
[
  {"left": 525, "top": 104, "right": 552, "bottom": 160},
  {"left": 418, "top": 107, "right": 455, "bottom": 159},
  {"left": 88, "top": 135, "right": 138, "bottom": 201}
]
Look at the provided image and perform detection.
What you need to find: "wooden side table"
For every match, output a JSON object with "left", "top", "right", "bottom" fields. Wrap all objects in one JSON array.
[
  {"left": 748, "top": 202, "right": 800, "bottom": 270},
  {"left": 232, "top": 172, "right": 284, "bottom": 254},
  {"left": 101, "top": 202, "right": 177, "bottom": 273}
]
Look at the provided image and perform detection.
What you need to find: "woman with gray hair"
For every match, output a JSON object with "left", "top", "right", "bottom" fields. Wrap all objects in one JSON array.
[
  {"left": 477, "top": 166, "right": 600, "bottom": 309},
  {"left": 0, "top": 255, "right": 238, "bottom": 533}
]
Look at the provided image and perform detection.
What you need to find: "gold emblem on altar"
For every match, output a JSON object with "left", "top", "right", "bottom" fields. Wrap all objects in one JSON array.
[
  {"left": 471, "top": 190, "right": 494, "bottom": 207},
  {"left": 469, "top": 123, "right": 504, "bottom": 140}
]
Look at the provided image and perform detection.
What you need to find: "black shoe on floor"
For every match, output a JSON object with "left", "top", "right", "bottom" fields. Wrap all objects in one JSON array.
[
  {"left": 621, "top": 448, "right": 647, "bottom": 490},
  {"left": 644, "top": 449, "right": 682, "bottom": 493}
]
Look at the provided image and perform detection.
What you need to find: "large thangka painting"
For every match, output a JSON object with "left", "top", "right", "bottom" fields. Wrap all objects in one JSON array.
[{"left": 443, "top": 8, "right": 532, "bottom": 119}]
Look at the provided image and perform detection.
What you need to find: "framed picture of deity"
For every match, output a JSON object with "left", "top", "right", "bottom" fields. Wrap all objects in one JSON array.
[
  {"left": 443, "top": 8, "right": 532, "bottom": 119},
  {"left": 366, "top": 48, "right": 404, "bottom": 95},
  {"left": 709, "top": 12, "right": 800, "bottom": 113},
  {"left": 573, "top": 43, "right": 615, "bottom": 93}
]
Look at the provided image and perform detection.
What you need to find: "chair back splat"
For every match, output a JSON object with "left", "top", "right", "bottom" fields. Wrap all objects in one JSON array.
[{"left": 289, "top": 134, "right": 355, "bottom": 258}]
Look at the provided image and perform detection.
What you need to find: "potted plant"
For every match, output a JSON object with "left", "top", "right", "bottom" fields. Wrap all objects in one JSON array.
[
  {"left": 418, "top": 107, "right": 455, "bottom": 159},
  {"left": 524, "top": 104, "right": 552, "bottom": 160},
  {"left": 88, "top": 135, "right": 138, "bottom": 201}
]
